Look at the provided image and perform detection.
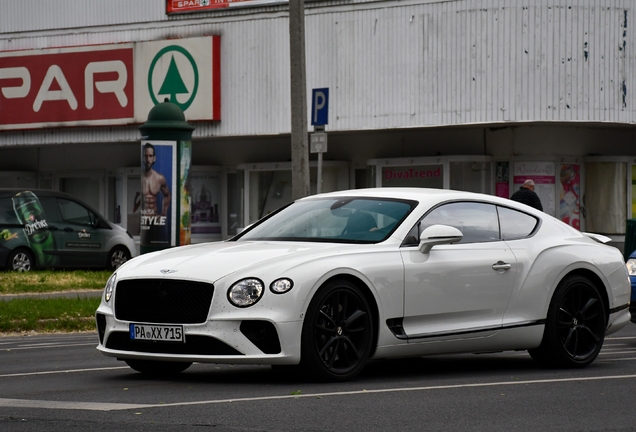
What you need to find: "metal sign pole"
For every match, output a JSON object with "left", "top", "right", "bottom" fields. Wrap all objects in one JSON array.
[{"left": 310, "top": 126, "right": 327, "bottom": 194}]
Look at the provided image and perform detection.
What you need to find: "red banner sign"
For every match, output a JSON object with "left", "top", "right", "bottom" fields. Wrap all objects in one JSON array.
[
  {"left": 0, "top": 46, "right": 134, "bottom": 129},
  {"left": 167, "top": 0, "right": 282, "bottom": 13}
]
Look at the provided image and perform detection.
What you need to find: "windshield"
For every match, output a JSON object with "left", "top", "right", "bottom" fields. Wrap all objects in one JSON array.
[{"left": 236, "top": 197, "right": 417, "bottom": 243}]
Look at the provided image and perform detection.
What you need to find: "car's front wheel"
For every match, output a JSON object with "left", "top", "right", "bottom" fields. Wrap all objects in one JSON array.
[
  {"left": 124, "top": 359, "right": 192, "bottom": 375},
  {"left": 529, "top": 275, "right": 606, "bottom": 368},
  {"left": 7, "top": 249, "right": 34, "bottom": 272},
  {"left": 300, "top": 279, "right": 374, "bottom": 382}
]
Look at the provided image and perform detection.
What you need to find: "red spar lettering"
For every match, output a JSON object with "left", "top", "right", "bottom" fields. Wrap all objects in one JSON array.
[{"left": 0, "top": 47, "right": 134, "bottom": 127}]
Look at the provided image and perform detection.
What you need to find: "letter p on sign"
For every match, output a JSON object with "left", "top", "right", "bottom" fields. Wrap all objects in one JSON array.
[{"left": 311, "top": 88, "right": 329, "bottom": 126}]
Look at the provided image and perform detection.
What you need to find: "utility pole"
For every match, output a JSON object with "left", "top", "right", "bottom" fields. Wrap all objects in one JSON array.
[{"left": 289, "top": 0, "right": 310, "bottom": 200}]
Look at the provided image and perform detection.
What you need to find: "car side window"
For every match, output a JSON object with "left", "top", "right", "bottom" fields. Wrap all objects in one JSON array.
[
  {"left": 497, "top": 206, "right": 539, "bottom": 240},
  {"left": 0, "top": 198, "right": 19, "bottom": 224},
  {"left": 407, "top": 202, "right": 500, "bottom": 245},
  {"left": 38, "top": 197, "right": 62, "bottom": 223},
  {"left": 57, "top": 199, "right": 96, "bottom": 227}
]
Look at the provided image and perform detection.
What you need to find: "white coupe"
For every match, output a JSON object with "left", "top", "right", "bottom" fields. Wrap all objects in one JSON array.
[{"left": 95, "top": 188, "right": 631, "bottom": 381}]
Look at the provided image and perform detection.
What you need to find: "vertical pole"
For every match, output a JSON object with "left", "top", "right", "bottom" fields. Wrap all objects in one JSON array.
[
  {"left": 289, "top": 0, "right": 310, "bottom": 200},
  {"left": 317, "top": 151, "right": 323, "bottom": 194}
]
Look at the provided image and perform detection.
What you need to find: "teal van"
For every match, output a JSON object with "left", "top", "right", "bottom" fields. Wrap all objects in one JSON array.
[{"left": 0, "top": 189, "right": 137, "bottom": 271}]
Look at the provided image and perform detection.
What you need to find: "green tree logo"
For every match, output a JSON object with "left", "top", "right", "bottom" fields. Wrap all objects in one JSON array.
[{"left": 148, "top": 46, "right": 199, "bottom": 111}]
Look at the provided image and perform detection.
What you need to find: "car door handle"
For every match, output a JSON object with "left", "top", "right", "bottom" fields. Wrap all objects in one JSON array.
[
  {"left": 492, "top": 261, "right": 512, "bottom": 271},
  {"left": 64, "top": 227, "right": 74, "bottom": 232}
]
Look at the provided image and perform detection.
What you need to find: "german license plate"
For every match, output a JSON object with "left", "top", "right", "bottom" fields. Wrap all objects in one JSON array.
[{"left": 129, "top": 323, "right": 184, "bottom": 342}]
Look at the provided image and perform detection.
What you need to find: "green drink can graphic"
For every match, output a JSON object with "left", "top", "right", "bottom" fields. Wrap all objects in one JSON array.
[{"left": 12, "top": 191, "right": 57, "bottom": 267}]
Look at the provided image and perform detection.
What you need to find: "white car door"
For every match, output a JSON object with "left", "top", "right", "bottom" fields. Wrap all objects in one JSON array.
[{"left": 400, "top": 202, "right": 518, "bottom": 339}]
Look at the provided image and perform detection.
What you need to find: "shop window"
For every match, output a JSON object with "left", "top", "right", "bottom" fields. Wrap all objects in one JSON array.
[
  {"left": 450, "top": 161, "right": 492, "bottom": 194},
  {"left": 585, "top": 162, "right": 627, "bottom": 234}
]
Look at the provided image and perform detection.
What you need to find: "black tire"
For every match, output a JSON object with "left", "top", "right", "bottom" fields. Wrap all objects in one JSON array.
[
  {"left": 124, "top": 359, "right": 192, "bottom": 375},
  {"left": 300, "top": 279, "right": 374, "bottom": 382},
  {"left": 7, "top": 249, "right": 34, "bottom": 272},
  {"left": 529, "top": 275, "right": 606, "bottom": 368},
  {"left": 107, "top": 247, "right": 130, "bottom": 270}
]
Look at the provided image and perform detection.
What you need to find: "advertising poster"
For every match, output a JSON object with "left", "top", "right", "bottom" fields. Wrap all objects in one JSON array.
[
  {"left": 495, "top": 162, "right": 510, "bottom": 198},
  {"left": 381, "top": 165, "right": 444, "bottom": 188},
  {"left": 141, "top": 140, "right": 177, "bottom": 249},
  {"left": 179, "top": 141, "right": 192, "bottom": 246},
  {"left": 559, "top": 164, "right": 581, "bottom": 230},
  {"left": 513, "top": 162, "right": 556, "bottom": 216},
  {"left": 632, "top": 165, "right": 636, "bottom": 217},
  {"left": 190, "top": 170, "right": 221, "bottom": 236},
  {"left": 2, "top": 192, "right": 59, "bottom": 267}
]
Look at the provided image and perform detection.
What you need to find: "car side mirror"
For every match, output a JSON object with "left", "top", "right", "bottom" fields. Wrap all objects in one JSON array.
[{"left": 418, "top": 224, "right": 463, "bottom": 254}]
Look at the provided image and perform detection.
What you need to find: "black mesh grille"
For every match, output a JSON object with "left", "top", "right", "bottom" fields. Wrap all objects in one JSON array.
[
  {"left": 105, "top": 332, "right": 243, "bottom": 356},
  {"left": 115, "top": 279, "right": 214, "bottom": 324}
]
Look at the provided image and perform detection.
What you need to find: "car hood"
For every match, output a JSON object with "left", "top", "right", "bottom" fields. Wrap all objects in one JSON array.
[{"left": 117, "top": 241, "right": 358, "bottom": 282}]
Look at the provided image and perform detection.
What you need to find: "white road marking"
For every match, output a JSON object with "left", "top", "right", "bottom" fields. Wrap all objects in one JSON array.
[
  {"left": 0, "top": 398, "right": 148, "bottom": 411},
  {"left": 1, "top": 374, "right": 636, "bottom": 412},
  {"left": 1, "top": 343, "right": 95, "bottom": 351},
  {"left": 0, "top": 366, "right": 129, "bottom": 378}
]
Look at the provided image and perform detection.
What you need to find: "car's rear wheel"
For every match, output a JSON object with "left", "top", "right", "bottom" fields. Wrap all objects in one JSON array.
[
  {"left": 7, "top": 249, "right": 34, "bottom": 272},
  {"left": 529, "top": 275, "right": 606, "bottom": 368},
  {"left": 300, "top": 279, "right": 374, "bottom": 382},
  {"left": 107, "top": 247, "right": 130, "bottom": 270},
  {"left": 124, "top": 359, "right": 192, "bottom": 375}
]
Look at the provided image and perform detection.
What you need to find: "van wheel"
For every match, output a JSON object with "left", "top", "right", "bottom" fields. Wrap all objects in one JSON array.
[
  {"left": 7, "top": 249, "right": 34, "bottom": 272},
  {"left": 107, "top": 247, "right": 130, "bottom": 270}
]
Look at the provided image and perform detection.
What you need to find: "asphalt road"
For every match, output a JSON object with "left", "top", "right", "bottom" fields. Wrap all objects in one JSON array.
[{"left": 1, "top": 326, "right": 636, "bottom": 432}]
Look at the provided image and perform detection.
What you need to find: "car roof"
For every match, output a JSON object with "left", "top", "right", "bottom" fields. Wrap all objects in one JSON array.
[
  {"left": 0, "top": 188, "right": 77, "bottom": 199},
  {"left": 302, "top": 187, "right": 531, "bottom": 211}
]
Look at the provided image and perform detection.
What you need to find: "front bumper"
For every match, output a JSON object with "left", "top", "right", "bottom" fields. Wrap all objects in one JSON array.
[{"left": 95, "top": 311, "right": 303, "bottom": 365}]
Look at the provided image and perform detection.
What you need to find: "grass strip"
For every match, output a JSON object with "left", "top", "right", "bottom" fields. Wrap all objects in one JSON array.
[
  {"left": 0, "top": 297, "right": 100, "bottom": 333},
  {"left": 0, "top": 270, "right": 111, "bottom": 294}
]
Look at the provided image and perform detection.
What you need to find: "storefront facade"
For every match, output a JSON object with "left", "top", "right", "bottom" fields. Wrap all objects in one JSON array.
[{"left": 2, "top": 0, "right": 636, "bottom": 253}]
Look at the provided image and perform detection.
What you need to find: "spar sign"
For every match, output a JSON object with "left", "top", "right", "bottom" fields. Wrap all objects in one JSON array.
[
  {"left": 0, "top": 36, "right": 220, "bottom": 130},
  {"left": 134, "top": 36, "right": 221, "bottom": 122},
  {"left": 0, "top": 45, "right": 134, "bottom": 129}
]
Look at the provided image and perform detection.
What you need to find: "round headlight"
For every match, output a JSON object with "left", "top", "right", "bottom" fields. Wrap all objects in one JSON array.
[
  {"left": 228, "top": 278, "right": 264, "bottom": 307},
  {"left": 270, "top": 278, "right": 294, "bottom": 294},
  {"left": 627, "top": 259, "right": 636, "bottom": 276},
  {"left": 104, "top": 273, "right": 117, "bottom": 302}
]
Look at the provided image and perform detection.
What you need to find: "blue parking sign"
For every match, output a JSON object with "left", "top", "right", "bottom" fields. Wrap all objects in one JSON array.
[{"left": 311, "top": 88, "right": 329, "bottom": 126}]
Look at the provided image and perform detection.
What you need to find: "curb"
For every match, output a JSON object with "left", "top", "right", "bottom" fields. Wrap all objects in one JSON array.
[{"left": 0, "top": 290, "right": 103, "bottom": 301}]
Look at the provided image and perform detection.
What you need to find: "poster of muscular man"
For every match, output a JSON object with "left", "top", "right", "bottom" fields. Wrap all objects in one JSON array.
[{"left": 141, "top": 140, "right": 176, "bottom": 249}]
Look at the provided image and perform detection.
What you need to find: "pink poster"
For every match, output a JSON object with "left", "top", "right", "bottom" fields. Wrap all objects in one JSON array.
[
  {"left": 559, "top": 164, "right": 581, "bottom": 230},
  {"left": 513, "top": 162, "right": 556, "bottom": 216},
  {"left": 495, "top": 162, "right": 510, "bottom": 198}
]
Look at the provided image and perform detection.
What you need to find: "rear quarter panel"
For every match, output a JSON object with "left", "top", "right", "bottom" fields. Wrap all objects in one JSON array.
[{"left": 503, "top": 238, "right": 627, "bottom": 325}]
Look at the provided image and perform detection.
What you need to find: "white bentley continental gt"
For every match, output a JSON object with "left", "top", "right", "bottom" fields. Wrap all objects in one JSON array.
[{"left": 95, "top": 188, "right": 631, "bottom": 381}]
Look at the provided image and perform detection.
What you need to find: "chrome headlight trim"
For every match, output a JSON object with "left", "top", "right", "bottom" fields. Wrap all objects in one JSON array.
[
  {"left": 270, "top": 278, "right": 294, "bottom": 294},
  {"left": 104, "top": 272, "right": 117, "bottom": 303},
  {"left": 227, "top": 278, "right": 265, "bottom": 308}
]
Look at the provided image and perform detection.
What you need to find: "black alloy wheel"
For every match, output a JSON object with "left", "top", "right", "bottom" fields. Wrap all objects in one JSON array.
[
  {"left": 301, "top": 279, "right": 374, "bottom": 382},
  {"left": 529, "top": 275, "right": 606, "bottom": 368}
]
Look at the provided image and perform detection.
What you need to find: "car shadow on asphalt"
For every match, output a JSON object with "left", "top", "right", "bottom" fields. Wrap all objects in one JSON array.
[{"left": 104, "top": 352, "right": 547, "bottom": 386}]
